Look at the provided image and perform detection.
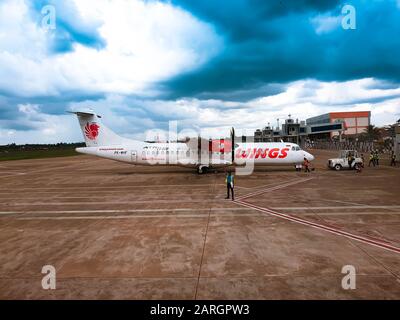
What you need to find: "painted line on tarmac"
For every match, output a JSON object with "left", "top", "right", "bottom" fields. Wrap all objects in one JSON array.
[
  {"left": 0, "top": 207, "right": 247, "bottom": 215},
  {"left": 235, "top": 200, "right": 400, "bottom": 254},
  {"left": 264, "top": 205, "right": 400, "bottom": 210},
  {"left": 0, "top": 195, "right": 213, "bottom": 200},
  {"left": 2, "top": 204, "right": 400, "bottom": 211},
  {"left": 0, "top": 161, "right": 95, "bottom": 178},
  {"left": 0, "top": 172, "right": 27, "bottom": 178},
  {"left": 16, "top": 214, "right": 206, "bottom": 220},
  {"left": 323, "top": 199, "right": 374, "bottom": 207},
  {"left": 14, "top": 212, "right": 265, "bottom": 220},
  {"left": 301, "top": 211, "right": 400, "bottom": 216},
  {"left": 0, "top": 184, "right": 249, "bottom": 191},
  {"left": 2, "top": 199, "right": 232, "bottom": 206},
  {"left": 235, "top": 177, "right": 313, "bottom": 201}
]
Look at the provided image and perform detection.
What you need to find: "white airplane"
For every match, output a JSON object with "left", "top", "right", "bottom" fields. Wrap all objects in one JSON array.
[{"left": 70, "top": 110, "right": 314, "bottom": 173}]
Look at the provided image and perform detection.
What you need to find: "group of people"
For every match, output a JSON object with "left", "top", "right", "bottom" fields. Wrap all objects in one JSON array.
[
  {"left": 368, "top": 150, "right": 397, "bottom": 167},
  {"left": 368, "top": 150, "right": 380, "bottom": 167}
]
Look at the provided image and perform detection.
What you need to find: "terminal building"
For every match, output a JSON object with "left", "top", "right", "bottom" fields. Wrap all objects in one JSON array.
[
  {"left": 252, "top": 111, "right": 371, "bottom": 144},
  {"left": 306, "top": 111, "right": 371, "bottom": 137},
  {"left": 395, "top": 123, "right": 400, "bottom": 158}
]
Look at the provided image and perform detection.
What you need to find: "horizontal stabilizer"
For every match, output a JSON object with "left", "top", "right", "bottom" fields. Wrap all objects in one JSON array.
[{"left": 67, "top": 110, "right": 101, "bottom": 118}]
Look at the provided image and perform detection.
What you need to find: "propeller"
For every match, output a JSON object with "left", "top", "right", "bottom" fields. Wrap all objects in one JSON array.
[{"left": 230, "top": 127, "right": 235, "bottom": 163}]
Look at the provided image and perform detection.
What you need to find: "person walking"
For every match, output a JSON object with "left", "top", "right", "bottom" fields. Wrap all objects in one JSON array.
[
  {"left": 390, "top": 152, "right": 397, "bottom": 167},
  {"left": 225, "top": 171, "right": 235, "bottom": 201},
  {"left": 303, "top": 157, "right": 311, "bottom": 173}
]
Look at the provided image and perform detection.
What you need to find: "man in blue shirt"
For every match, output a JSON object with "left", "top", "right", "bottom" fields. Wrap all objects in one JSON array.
[{"left": 225, "top": 171, "right": 234, "bottom": 201}]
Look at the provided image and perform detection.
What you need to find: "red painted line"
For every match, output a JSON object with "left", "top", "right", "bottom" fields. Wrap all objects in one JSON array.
[{"left": 235, "top": 200, "right": 400, "bottom": 254}]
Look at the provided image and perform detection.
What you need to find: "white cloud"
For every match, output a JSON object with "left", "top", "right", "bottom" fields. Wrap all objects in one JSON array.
[
  {"left": 253, "top": 78, "right": 400, "bottom": 107},
  {"left": 0, "top": 0, "right": 223, "bottom": 97},
  {"left": 310, "top": 14, "right": 341, "bottom": 34},
  {"left": 1, "top": 1, "right": 399, "bottom": 144},
  {"left": 1, "top": 77, "right": 399, "bottom": 144}
]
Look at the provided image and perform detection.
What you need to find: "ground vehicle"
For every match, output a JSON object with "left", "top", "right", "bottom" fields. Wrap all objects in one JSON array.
[{"left": 328, "top": 150, "right": 363, "bottom": 171}]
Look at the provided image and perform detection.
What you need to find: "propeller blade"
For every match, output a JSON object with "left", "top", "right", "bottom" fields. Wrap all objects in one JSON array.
[{"left": 231, "top": 127, "right": 235, "bottom": 163}]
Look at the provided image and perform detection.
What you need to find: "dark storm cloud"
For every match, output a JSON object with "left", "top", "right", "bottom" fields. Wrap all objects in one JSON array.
[
  {"left": 170, "top": 0, "right": 341, "bottom": 41},
  {"left": 163, "top": 0, "right": 400, "bottom": 99}
]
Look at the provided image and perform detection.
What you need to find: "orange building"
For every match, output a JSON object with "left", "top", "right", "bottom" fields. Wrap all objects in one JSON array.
[{"left": 307, "top": 111, "right": 371, "bottom": 137}]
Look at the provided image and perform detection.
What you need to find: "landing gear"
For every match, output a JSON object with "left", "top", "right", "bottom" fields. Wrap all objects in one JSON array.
[{"left": 197, "top": 165, "right": 209, "bottom": 174}]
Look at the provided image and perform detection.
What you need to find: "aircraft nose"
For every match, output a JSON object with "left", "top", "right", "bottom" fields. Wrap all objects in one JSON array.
[{"left": 305, "top": 152, "right": 315, "bottom": 161}]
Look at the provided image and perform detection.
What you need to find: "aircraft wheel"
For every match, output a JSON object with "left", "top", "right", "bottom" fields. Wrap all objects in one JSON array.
[{"left": 198, "top": 166, "right": 208, "bottom": 174}]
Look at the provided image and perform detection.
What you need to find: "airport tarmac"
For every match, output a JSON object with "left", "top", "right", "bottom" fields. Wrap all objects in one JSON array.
[{"left": 0, "top": 149, "right": 399, "bottom": 299}]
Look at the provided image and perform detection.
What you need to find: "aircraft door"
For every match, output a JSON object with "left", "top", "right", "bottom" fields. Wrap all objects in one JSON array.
[{"left": 131, "top": 150, "right": 137, "bottom": 163}]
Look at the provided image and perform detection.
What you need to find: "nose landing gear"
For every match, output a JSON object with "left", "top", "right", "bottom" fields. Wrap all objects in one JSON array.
[{"left": 197, "top": 165, "right": 208, "bottom": 174}]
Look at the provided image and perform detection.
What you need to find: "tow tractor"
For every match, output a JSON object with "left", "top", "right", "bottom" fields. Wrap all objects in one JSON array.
[{"left": 328, "top": 150, "right": 363, "bottom": 171}]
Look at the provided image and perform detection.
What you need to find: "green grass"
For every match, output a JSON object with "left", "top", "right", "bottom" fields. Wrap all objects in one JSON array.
[{"left": 0, "top": 148, "right": 82, "bottom": 161}]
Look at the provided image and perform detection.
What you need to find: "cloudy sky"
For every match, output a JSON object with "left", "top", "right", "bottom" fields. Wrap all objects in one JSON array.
[{"left": 0, "top": 0, "right": 400, "bottom": 144}]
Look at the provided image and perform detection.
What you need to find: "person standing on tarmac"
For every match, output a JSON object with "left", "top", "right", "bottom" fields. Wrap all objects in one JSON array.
[
  {"left": 225, "top": 171, "right": 235, "bottom": 201},
  {"left": 368, "top": 153, "right": 375, "bottom": 167},
  {"left": 375, "top": 150, "right": 380, "bottom": 166},
  {"left": 347, "top": 153, "right": 354, "bottom": 168},
  {"left": 390, "top": 151, "right": 397, "bottom": 167}
]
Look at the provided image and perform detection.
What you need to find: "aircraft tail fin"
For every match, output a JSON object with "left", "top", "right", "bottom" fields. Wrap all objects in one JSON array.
[{"left": 69, "top": 109, "right": 128, "bottom": 147}]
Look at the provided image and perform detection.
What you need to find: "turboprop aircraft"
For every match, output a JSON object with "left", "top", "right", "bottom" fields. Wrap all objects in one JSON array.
[{"left": 70, "top": 110, "right": 314, "bottom": 173}]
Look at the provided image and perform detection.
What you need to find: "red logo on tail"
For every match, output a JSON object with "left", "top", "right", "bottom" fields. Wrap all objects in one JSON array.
[{"left": 84, "top": 122, "right": 100, "bottom": 140}]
